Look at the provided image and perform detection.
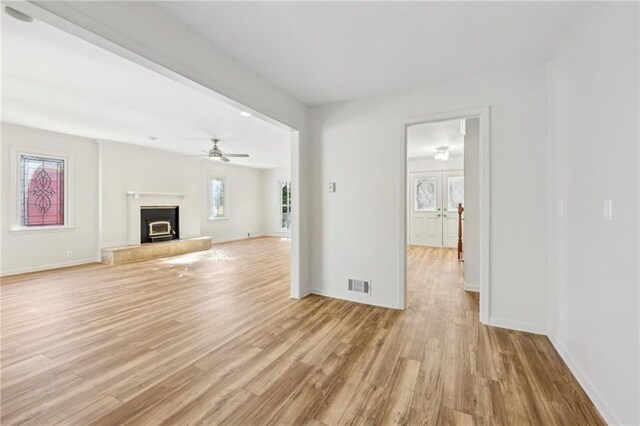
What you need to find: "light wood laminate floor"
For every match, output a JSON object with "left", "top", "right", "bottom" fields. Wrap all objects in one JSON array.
[{"left": 1, "top": 237, "right": 603, "bottom": 425}]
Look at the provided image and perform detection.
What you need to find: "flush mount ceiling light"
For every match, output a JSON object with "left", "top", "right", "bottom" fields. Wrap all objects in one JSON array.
[
  {"left": 4, "top": 6, "right": 35, "bottom": 23},
  {"left": 434, "top": 146, "right": 450, "bottom": 161},
  {"left": 239, "top": 111, "right": 252, "bottom": 117}
]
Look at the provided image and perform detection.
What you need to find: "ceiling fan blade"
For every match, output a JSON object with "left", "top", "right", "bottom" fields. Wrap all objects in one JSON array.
[
  {"left": 223, "top": 153, "right": 250, "bottom": 157},
  {"left": 220, "top": 156, "right": 230, "bottom": 162},
  {"left": 184, "top": 154, "right": 211, "bottom": 157}
]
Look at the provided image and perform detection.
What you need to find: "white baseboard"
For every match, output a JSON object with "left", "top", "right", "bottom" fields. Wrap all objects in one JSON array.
[
  {"left": 263, "top": 233, "right": 291, "bottom": 238},
  {"left": 464, "top": 281, "right": 479, "bottom": 292},
  {"left": 299, "top": 287, "right": 314, "bottom": 298},
  {"left": 548, "top": 334, "right": 621, "bottom": 426},
  {"left": 306, "top": 287, "right": 401, "bottom": 310},
  {"left": 488, "top": 317, "right": 547, "bottom": 335},
  {"left": 1, "top": 258, "right": 98, "bottom": 277},
  {"left": 210, "top": 234, "right": 266, "bottom": 244}
]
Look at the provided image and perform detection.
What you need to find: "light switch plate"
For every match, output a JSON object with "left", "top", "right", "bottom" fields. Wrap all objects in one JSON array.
[
  {"left": 558, "top": 199, "right": 564, "bottom": 216},
  {"left": 603, "top": 199, "right": 612, "bottom": 221}
]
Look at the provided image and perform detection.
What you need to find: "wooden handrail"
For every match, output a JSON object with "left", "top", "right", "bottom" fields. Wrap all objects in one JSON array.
[{"left": 457, "top": 203, "right": 464, "bottom": 260}]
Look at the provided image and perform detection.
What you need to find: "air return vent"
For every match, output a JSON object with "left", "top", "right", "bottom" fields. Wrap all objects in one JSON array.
[{"left": 348, "top": 279, "right": 371, "bottom": 295}]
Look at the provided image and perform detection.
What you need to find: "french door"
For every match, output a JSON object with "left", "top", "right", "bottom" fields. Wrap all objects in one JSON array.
[
  {"left": 410, "top": 170, "right": 464, "bottom": 247},
  {"left": 410, "top": 172, "right": 443, "bottom": 246},
  {"left": 442, "top": 170, "right": 464, "bottom": 248}
]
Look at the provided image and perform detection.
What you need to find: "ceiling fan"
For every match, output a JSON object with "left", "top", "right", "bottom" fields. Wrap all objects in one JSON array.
[{"left": 188, "top": 138, "right": 249, "bottom": 162}]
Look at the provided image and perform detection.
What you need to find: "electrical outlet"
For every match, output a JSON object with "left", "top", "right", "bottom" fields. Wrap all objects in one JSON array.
[
  {"left": 328, "top": 182, "right": 336, "bottom": 193},
  {"left": 247, "top": 232, "right": 251, "bottom": 237},
  {"left": 66, "top": 250, "right": 73, "bottom": 259}
]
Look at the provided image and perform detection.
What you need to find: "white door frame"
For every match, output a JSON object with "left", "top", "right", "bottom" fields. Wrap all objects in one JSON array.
[
  {"left": 399, "top": 107, "right": 491, "bottom": 324},
  {"left": 14, "top": 2, "right": 304, "bottom": 299}
]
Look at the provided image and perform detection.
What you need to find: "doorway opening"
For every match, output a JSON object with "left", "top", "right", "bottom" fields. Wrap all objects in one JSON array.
[
  {"left": 400, "top": 108, "right": 490, "bottom": 323},
  {"left": 408, "top": 120, "right": 466, "bottom": 250},
  {"left": 2, "top": 3, "right": 303, "bottom": 298}
]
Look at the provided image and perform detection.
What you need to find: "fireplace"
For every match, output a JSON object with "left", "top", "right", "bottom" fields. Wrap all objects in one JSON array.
[{"left": 140, "top": 206, "right": 179, "bottom": 243}]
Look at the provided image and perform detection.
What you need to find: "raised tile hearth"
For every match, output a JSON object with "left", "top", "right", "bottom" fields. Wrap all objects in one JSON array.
[{"left": 101, "top": 237, "right": 212, "bottom": 265}]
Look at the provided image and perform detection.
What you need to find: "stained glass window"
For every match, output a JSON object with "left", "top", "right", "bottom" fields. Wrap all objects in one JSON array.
[
  {"left": 20, "top": 155, "right": 65, "bottom": 227},
  {"left": 280, "top": 181, "right": 292, "bottom": 230},
  {"left": 415, "top": 177, "right": 436, "bottom": 212},
  {"left": 209, "top": 176, "right": 228, "bottom": 219},
  {"left": 447, "top": 176, "right": 464, "bottom": 212}
]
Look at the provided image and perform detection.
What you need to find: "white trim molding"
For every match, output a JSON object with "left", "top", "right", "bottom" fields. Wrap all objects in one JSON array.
[
  {"left": 9, "top": 145, "right": 74, "bottom": 232},
  {"left": 307, "top": 287, "right": 400, "bottom": 310},
  {"left": 278, "top": 180, "right": 292, "bottom": 232},
  {"left": 1, "top": 258, "right": 97, "bottom": 277},
  {"left": 488, "top": 317, "right": 547, "bottom": 335},
  {"left": 126, "top": 192, "right": 186, "bottom": 246},
  {"left": 548, "top": 335, "right": 623, "bottom": 426},
  {"left": 464, "top": 282, "right": 480, "bottom": 292},
  {"left": 400, "top": 106, "right": 491, "bottom": 324},
  {"left": 126, "top": 191, "right": 187, "bottom": 200},
  {"left": 207, "top": 174, "right": 229, "bottom": 221}
]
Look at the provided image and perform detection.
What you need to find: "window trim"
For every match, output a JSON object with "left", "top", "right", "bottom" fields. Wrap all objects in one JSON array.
[
  {"left": 10, "top": 146, "right": 73, "bottom": 232},
  {"left": 278, "top": 180, "right": 292, "bottom": 232},
  {"left": 208, "top": 174, "right": 229, "bottom": 221}
]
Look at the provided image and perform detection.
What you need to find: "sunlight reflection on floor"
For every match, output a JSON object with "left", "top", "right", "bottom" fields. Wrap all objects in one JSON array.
[{"left": 159, "top": 248, "right": 236, "bottom": 267}]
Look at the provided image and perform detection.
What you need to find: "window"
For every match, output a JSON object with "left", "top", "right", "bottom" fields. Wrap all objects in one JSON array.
[
  {"left": 19, "top": 154, "right": 66, "bottom": 227},
  {"left": 415, "top": 177, "right": 436, "bottom": 212},
  {"left": 279, "top": 181, "right": 291, "bottom": 231},
  {"left": 447, "top": 176, "right": 464, "bottom": 212},
  {"left": 209, "top": 176, "right": 228, "bottom": 219}
]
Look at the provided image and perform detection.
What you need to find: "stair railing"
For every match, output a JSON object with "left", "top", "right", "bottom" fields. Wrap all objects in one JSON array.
[{"left": 457, "top": 203, "right": 464, "bottom": 260}]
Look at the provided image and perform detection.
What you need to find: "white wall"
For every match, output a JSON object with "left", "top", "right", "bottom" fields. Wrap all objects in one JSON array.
[
  {"left": 200, "top": 160, "right": 264, "bottom": 243},
  {"left": 100, "top": 141, "right": 267, "bottom": 247},
  {"left": 407, "top": 155, "right": 464, "bottom": 173},
  {"left": 1, "top": 123, "right": 99, "bottom": 275},
  {"left": 309, "top": 69, "right": 549, "bottom": 326},
  {"left": 464, "top": 118, "right": 480, "bottom": 290},
  {"left": 261, "top": 167, "right": 292, "bottom": 236},
  {"left": 547, "top": 3, "right": 639, "bottom": 425},
  {"left": 99, "top": 141, "right": 201, "bottom": 248}
]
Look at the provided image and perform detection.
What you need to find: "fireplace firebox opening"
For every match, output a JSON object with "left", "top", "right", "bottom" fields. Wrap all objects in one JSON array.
[{"left": 140, "top": 206, "right": 179, "bottom": 243}]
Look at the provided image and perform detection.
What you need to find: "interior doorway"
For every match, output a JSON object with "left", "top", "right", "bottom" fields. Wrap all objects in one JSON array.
[
  {"left": 5, "top": 2, "right": 304, "bottom": 299},
  {"left": 400, "top": 107, "right": 490, "bottom": 324}
]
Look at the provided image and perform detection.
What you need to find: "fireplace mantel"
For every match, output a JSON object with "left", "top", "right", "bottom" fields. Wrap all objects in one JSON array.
[
  {"left": 126, "top": 191, "right": 187, "bottom": 201},
  {"left": 126, "top": 192, "right": 187, "bottom": 245}
]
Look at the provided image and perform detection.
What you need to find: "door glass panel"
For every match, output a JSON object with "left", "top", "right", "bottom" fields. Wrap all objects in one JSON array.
[
  {"left": 415, "top": 177, "right": 436, "bottom": 212},
  {"left": 447, "top": 176, "right": 464, "bottom": 212}
]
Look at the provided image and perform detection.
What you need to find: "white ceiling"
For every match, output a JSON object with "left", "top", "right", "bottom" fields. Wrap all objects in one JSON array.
[
  {"left": 1, "top": 13, "right": 291, "bottom": 169},
  {"left": 407, "top": 119, "right": 464, "bottom": 160},
  {"left": 159, "top": 1, "right": 582, "bottom": 105}
]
